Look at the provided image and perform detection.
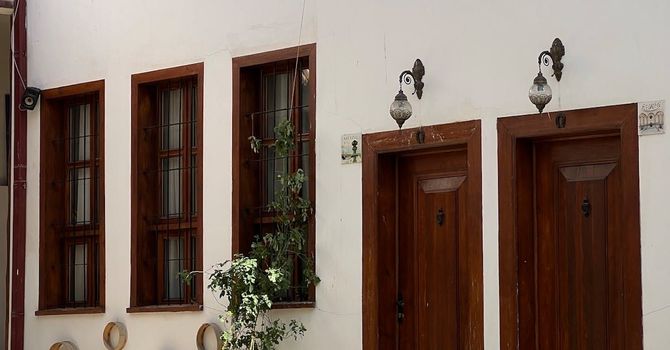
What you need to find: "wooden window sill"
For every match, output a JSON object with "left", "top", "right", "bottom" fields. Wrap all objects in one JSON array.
[
  {"left": 126, "top": 303, "right": 203, "bottom": 313},
  {"left": 272, "top": 301, "right": 315, "bottom": 310},
  {"left": 35, "top": 306, "right": 105, "bottom": 316}
]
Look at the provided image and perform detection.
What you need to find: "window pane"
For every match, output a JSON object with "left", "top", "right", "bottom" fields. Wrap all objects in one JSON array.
[
  {"left": 70, "top": 167, "right": 91, "bottom": 225},
  {"left": 300, "top": 68, "right": 310, "bottom": 134},
  {"left": 162, "top": 157, "right": 182, "bottom": 217},
  {"left": 264, "top": 147, "right": 288, "bottom": 206},
  {"left": 164, "top": 236, "right": 184, "bottom": 300},
  {"left": 162, "top": 88, "right": 183, "bottom": 150},
  {"left": 191, "top": 83, "right": 197, "bottom": 148},
  {"left": 70, "top": 243, "right": 87, "bottom": 303},
  {"left": 69, "top": 103, "right": 91, "bottom": 162},
  {"left": 264, "top": 72, "right": 289, "bottom": 139},
  {"left": 190, "top": 234, "right": 197, "bottom": 302},
  {"left": 190, "top": 155, "right": 197, "bottom": 216},
  {"left": 264, "top": 147, "right": 275, "bottom": 206},
  {"left": 300, "top": 141, "right": 310, "bottom": 200}
]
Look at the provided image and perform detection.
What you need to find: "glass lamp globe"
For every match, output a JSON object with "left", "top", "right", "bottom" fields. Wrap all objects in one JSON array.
[
  {"left": 389, "top": 90, "right": 413, "bottom": 129},
  {"left": 528, "top": 72, "right": 552, "bottom": 113}
]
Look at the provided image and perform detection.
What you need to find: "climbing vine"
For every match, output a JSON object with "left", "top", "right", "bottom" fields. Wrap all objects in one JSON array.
[{"left": 183, "top": 119, "right": 318, "bottom": 350}]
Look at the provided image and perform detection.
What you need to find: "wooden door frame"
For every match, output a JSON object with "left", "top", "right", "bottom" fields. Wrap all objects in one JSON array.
[
  {"left": 362, "top": 120, "right": 483, "bottom": 350},
  {"left": 497, "top": 104, "right": 643, "bottom": 350}
]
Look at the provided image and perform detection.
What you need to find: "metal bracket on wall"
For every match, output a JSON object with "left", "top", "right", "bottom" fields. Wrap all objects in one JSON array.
[
  {"left": 399, "top": 59, "right": 426, "bottom": 99},
  {"left": 539, "top": 38, "right": 566, "bottom": 81},
  {"left": 555, "top": 112, "right": 566, "bottom": 128},
  {"left": 416, "top": 127, "right": 425, "bottom": 144}
]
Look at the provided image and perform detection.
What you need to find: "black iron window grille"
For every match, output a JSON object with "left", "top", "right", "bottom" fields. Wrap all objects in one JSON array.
[
  {"left": 247, "top": 58, "right": 313, "bottom": 302},
  {"left": 146, "top": 79, "right": 199, "bottom": 304},
  {"left": 58, "top": 96, "right": 101, "bottom": 308}
]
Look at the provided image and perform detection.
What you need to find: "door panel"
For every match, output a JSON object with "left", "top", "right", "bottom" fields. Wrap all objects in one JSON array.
[
  {"left": 497, "top": 105, "right": 642, "bottom": 350},
  {"left": 535, "top": 136, "right": 625, "bottom": 350},
  {"left": 397, "top": 149, "right": 467, "bottom": 350},
  {"left": 417, "top": 177, "right": 464, "bottom": 349}
]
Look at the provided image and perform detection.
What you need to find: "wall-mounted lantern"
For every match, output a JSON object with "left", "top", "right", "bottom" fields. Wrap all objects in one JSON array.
[
  {"left": 528, "top": 38, "right": 565, "bottom": 113},
  {"left": 389, "top": 59, "right": 425, "bottom": 128}
]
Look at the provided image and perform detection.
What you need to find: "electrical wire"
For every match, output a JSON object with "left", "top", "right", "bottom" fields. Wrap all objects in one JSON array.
[
  {"left": 289, "top": 0, "right": 306, "bottom": 110},
  {"left": 11, "top": 0, "right": 25, "bottom": 89}
]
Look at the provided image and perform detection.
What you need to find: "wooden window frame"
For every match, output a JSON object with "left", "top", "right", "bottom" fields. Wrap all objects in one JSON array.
[
  {"left": 0, "top": 1, "right": 12, "bottom": 10},
  {"left": 497, "top": 104, "right": 643, "bottom": 350},
  {"left": 232, "top": 44, "right": 317, "bottom": 308},
  {"left": 129, "top": 63, "right": 204, "bottom": 313},
  {"left": 37, "top": 80, "right": 105, "bottom": 316},
  {"left": 361, "top": 121, "right": 483, "bottom": 349}
]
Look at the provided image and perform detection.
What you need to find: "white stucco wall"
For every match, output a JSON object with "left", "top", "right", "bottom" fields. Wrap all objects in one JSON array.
[{"left": 20, "top": 0, "right": 670, "bottom": 349}]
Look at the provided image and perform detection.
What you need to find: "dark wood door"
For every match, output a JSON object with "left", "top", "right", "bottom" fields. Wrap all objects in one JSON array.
[
  {"left": 534, "top": 135, "right": 626, "bottom": 350},
  {"left": 394, "top": 149, "right": 468, "bottom": 350}
]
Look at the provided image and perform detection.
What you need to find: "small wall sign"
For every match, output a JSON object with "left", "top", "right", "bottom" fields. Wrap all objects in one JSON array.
[
  {"left": 638, "top": 100, "right": 665, "bottom": 135},
  {"left": 341, "top": 133, "right": 362, "bottom": 164}
]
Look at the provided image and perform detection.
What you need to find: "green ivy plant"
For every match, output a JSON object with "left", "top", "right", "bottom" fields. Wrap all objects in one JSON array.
[{"left": 183, "top": 119, "right": 319, "bottom": 350}]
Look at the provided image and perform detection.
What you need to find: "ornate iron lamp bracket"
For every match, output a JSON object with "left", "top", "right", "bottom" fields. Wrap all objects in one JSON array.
[
  {"left": 537, "top": 38, "right": 565, "bottom": 81},
  {"left": 398, "top": 59, "right": 425, "bottom": 99}
]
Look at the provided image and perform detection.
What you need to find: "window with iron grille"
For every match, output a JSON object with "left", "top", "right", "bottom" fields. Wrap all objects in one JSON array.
[
  {"left": 39, "top": 81, "right": 105, "bottom": 314},
  {"left": 233, "top": 45, "right": 316, "bottom": 306},
  {"left": 130, "top": 64, "right": 203, "bottom": 311}
]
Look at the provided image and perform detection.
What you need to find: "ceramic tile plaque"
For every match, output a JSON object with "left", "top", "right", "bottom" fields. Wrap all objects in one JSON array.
[
  {"left": 341, "top": 133, "right": 362, "bottom": 164},
  {"left": 638, "top": 100, "right": 665, "bottom": 136}
]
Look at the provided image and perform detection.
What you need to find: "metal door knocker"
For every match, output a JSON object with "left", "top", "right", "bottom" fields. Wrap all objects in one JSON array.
[
  {"left": 581, "top": 197, "right": 591, "bottom": 218},
  {"left": 436, "top": 208, "right": 445, "bottom": 226},
  {"left": 397, "top": 293, "right": 405, "bottom": 323}
]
